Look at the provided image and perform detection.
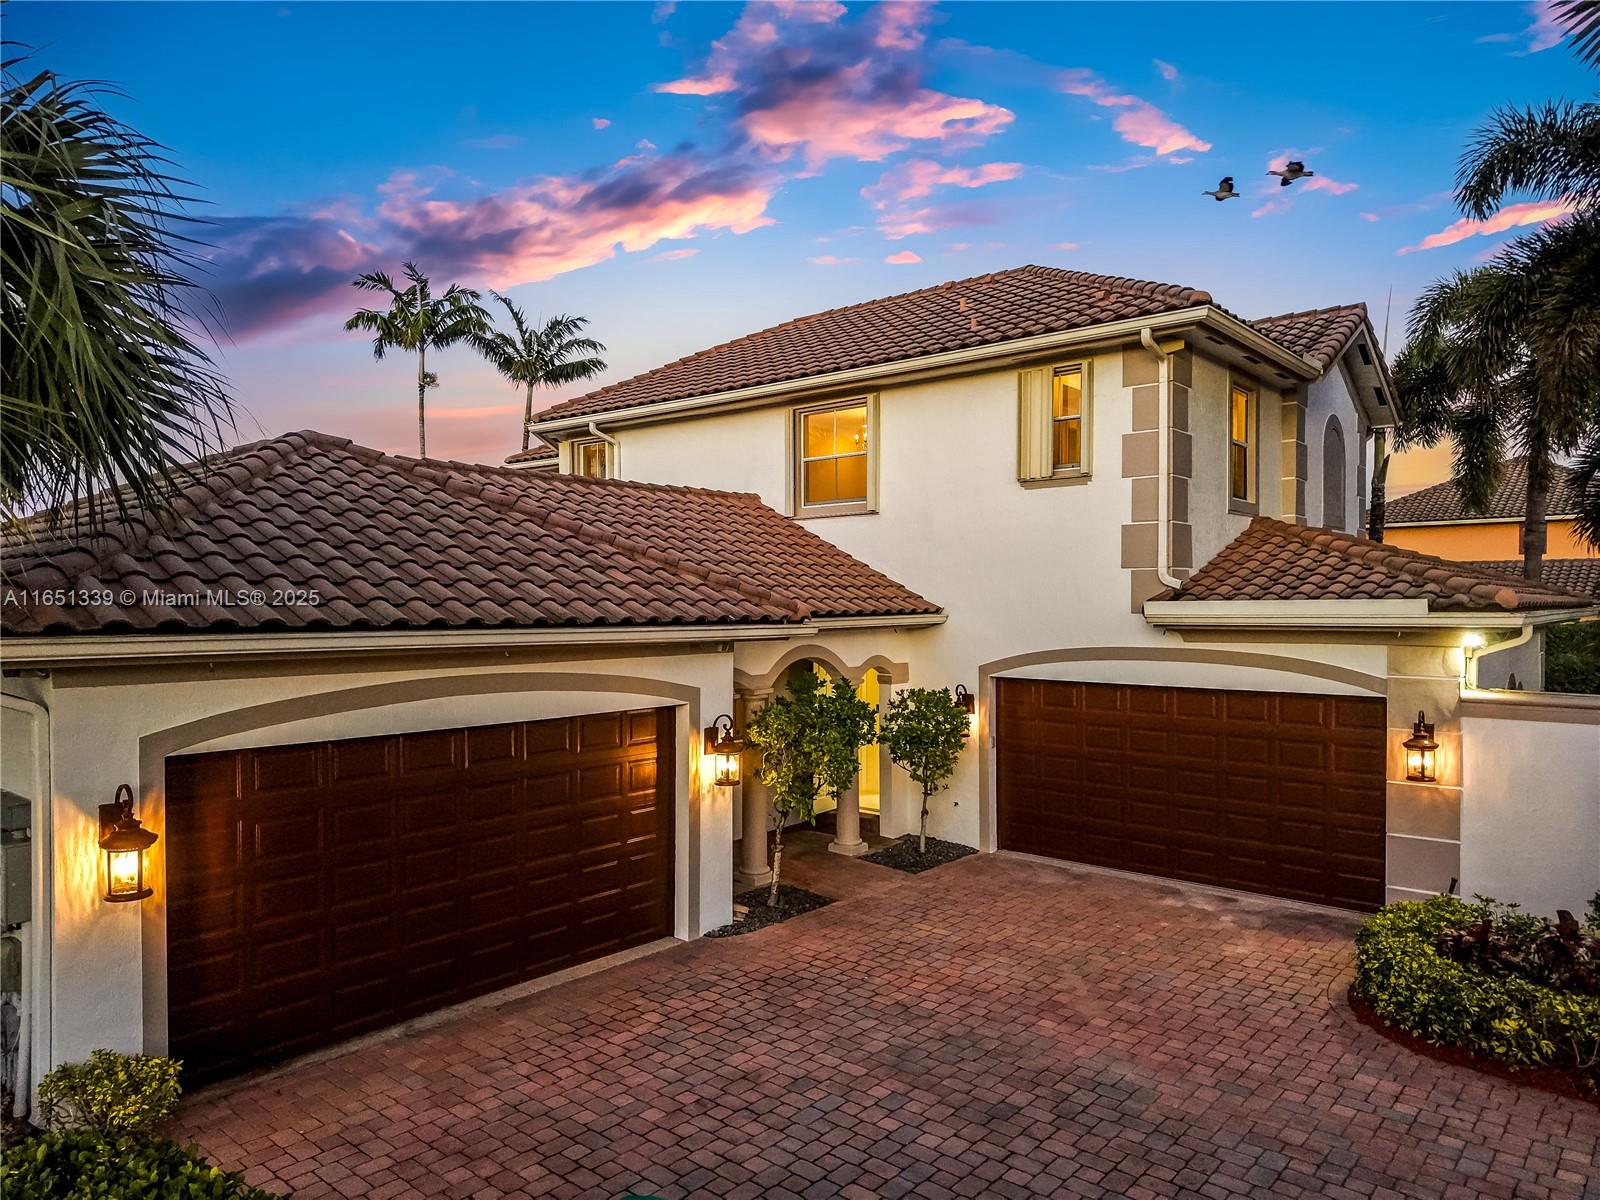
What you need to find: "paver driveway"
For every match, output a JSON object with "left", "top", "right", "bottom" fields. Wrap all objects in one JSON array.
[{"left": 174, "top": 851, "right": 1600, "bottom": 1200}]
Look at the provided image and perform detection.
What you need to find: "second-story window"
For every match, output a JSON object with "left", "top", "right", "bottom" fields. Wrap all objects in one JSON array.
[
  {"left": 1052, "top": 365, "right": 1084, "bottom": 472},
  {"left": 573, "top": 438, "right": 611, "bottom": 479},
  {"left": 1229, "top": 383, "right": 1255, "bottom": 505},
  {"left": 796, "top": 400, "right": 870, "bottom": 515}
]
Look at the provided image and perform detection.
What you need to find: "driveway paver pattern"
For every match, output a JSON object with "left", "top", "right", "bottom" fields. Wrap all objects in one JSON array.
[{"left": 174, "top": 852, "right": 1600, "bottom": 1199}]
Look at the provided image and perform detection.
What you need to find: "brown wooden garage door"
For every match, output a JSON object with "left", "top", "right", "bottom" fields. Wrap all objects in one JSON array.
[
  {"left": 996, "top": 680, "right": 1386, "bottom": 910},
  {"left": 166, "top": 707, "right": 673, "bottom": 1083}
]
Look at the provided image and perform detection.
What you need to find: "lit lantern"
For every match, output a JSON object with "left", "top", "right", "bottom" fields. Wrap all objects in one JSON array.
[
  {"left": 1403, "top": 711, "right": 1438, "bottom": 783},
  {"left": 954, "top": 685, "right": 977, "bottom": 738},
  {"left": 99, "top": 784, "right": 157, "bottom": 903},
  {"left": 704, "top": 715, "right": 745, "bottom": 787}
]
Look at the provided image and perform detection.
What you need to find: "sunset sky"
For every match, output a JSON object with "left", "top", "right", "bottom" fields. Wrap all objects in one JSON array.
[{"left": 12, "top": 1, "right": 1593, "bottom": 488}]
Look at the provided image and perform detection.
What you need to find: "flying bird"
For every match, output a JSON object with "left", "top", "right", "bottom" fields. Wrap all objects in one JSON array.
[
  {"left": 1202, "top": 176, "right": 1239, "bottom": 201},
  {"left": 1268, "top": 160, "right": 1315, "bottom": 187}
]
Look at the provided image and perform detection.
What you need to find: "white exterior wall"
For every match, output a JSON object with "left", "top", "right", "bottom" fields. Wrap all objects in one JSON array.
[
  {"left": 1304, "top": 367, "right": 1364, "bottom": 533},
  {"left": 1460, "top": 695, "right": 1600, "bottom": 913},
  {"left": 5, "top": 645, "right": 737, "bottom": 1073}
]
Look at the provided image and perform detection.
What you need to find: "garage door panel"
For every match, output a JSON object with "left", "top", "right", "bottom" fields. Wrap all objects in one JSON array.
[
  {"left": 167, "top": 707, "right": 673, "bottom": 1084},
  {"left": 997, "top": 679, "right": 1384, "bottom": 910}
]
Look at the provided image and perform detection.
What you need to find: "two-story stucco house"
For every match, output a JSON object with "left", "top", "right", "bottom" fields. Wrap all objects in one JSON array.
[{"left": 3, "top": 265, "right": 1595, "bottom": 1103}]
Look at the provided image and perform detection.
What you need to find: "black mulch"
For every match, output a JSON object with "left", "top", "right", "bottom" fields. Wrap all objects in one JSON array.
[
  {"left": 703, "top": 884, "right": 833, "bottom": 938},
  {"left": 861, "top": 835, "right": 977, "bottom": 874}
]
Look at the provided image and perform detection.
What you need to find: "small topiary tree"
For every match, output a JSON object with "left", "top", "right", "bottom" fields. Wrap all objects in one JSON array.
[
  {"left": 745, "top": 668, "right": 877, "bottom": 904},
  {"left": 878, "top": 687, "right": 970, "bottom": 854},
  {"left": 37, "top": 1048, "right": 182, "bottom": 1136}
]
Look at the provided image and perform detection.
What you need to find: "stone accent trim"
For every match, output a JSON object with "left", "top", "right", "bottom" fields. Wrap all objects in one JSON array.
[
  {"left": 1123, "top": 357, "right": 1194, "bottom": 609},
  {"left": 1383, "top": 645, "right": 1463, "bottom": 897},
  {"left": 1280, "top": 387, "right": 1308, "bottom": 524}
]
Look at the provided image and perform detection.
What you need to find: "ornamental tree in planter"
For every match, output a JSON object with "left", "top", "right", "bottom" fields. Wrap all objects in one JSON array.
[
  {"left": 878, "top": 686, "right": 969, "bottom": 854},
  {"left": 746, "top": 669, "right": 878, "bottom": 905}
]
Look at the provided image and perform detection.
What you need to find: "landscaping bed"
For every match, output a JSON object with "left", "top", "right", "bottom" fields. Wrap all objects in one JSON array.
[
  {"left": 703, "top": 884, "right": 832, "bottom": 937},
  {"left": 862, "top": 835, "right": 976, "bottom": 874},
  {"left": 1352, "top": 894, "right": 1600, "bottom": 1093}
]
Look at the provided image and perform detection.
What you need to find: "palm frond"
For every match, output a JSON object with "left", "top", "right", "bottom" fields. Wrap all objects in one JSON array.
[
  {"left": 1454, "top": 99, "right": 1600, "bottom": 219},
  {"left": 1, "top": 59, "right": 233, "bottom": 534},
  {"left": 1557, "top": 0, "right": 1600, "bottom": 71}
]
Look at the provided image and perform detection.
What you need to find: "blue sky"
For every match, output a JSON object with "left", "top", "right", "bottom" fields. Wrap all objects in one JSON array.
[{"left": 11, "top": 1, "right": 1594, "bottom": 481}]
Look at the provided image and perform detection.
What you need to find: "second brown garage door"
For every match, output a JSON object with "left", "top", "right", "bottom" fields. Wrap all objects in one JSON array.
[
  {"left": 166, "top": 707, "right": 673, "bottom": 1083},
  {"left": 996, "top": 679, "right": 1385, "bottom": 910}
]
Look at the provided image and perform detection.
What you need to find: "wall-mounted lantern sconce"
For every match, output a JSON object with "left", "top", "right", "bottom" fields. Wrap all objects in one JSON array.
[
  {"left": 99, "top": 784, "right": 157, "bottom": 903},
  {"left": 953, "top": 685, "right": 977, "bottom": 738},
  {"left": 1403, "top": 711, "right": 1438, "bottom": 783},
  {"left": 704, "top": 715, "right": 745, "bottom": 787}
]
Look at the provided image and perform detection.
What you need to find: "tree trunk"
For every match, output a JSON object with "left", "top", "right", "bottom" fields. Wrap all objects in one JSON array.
[
  {"left": 1367, "top": 431, "right": 1389, "bottom": 542},
  {"left": 522, "top": 382, "right": 535, "bottom": 451},
  {"left": 416, "top": 345, "right": 428, "bottom": 459},
  {"left": 918, "top": 788, "right": 930, "bottom": 855},
  {"left": 767, "top": 820, "right": 785, "bottom": 906},
  {"left": 1523, "top": 452, "right": 1550, "bottom": 582}
]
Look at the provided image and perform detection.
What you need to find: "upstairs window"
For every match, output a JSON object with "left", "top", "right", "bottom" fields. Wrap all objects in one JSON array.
[
  {"left": 1052, "top": 365, "right": 1084, "bottom": 472},
  {"left": 572, "top": 439, "right": 611, "bottom": 479},
  {"left": 1229, "top": 383, "right": 1256, "bottom": 506},
  {"left": 796, "top": 400, "right": 871, "bottom": 515}
]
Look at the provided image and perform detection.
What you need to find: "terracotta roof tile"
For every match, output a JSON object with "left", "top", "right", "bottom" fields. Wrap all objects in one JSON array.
[
  {"left": 1465, "top": 558, "right": 1600, "bottom": 600},
  {"left": 3, "top": 431, "right": 938, "bottom": 637},
  {"left": 503, "top": 440, "right": 558, "bottom": 465},
  {"left": 1249, "top": 304, "right": 1369, "bottom": 372},
  {"left": 536, "top": 265, "right": 1218, "bottom": 422},
  {"left": 1386, "top": 458, "right": 1586, "bottom": 523},
  {"left": 1165, "top": 516, "right": 1593, "bottom": 612}
]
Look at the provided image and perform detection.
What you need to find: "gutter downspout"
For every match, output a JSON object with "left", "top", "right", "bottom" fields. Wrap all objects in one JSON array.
[
  {"left": 1140, "top": 328, "right": 1185, "bottom": 590},
  {"left": 584, "top": 420, "right": 620, "bottom": 478},
  {"left": 1464, "top": 625, "right": 1534, "bottom": 690}
]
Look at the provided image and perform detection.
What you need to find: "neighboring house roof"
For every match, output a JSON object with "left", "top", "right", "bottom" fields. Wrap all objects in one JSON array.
[
  {"left": 1248, "top": 304, "right": 1369, "bottom": 373},
  {"left": 1163, "top": 516, "right": 1593, "bottom": 612},
  {"left": 1467, "top": 558, "right": 1600, "bottom": 601},
  {"left": 1386, "top": 458, "right": 1584, "bottom": 524},
  {"left": 2, "top": 431, "right": 939, "bottom": 637},
  {"left": 536, "top": 265, "right": 1220, "bottom": 423},
  {"left": 503, "top": 440, "right": 558, "bottom": 466}
]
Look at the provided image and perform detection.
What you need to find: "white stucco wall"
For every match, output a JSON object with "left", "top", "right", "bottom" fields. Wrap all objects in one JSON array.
[
  {"left": 7, "top": 644, "right": 738, "bottom": 1072},
  {"left": 1304, "top": 366, "right": 1365, "bottom": 533},
  {"left": 607, "top": 348, "right": 1376, "bottom": 849},
  {"left": 1460, "top": 698, "right": 1600, "bottom": 913}
]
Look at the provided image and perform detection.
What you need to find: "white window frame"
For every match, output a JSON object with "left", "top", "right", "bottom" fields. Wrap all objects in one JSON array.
[
  {"left": 566, "top": 437, "right": 613, "bottom": 480},
  {"left": 791, "top": 396, "right": 877, "bottom": 518},
  {"left": 1017, "top": 359, "right": 1092, "bottom": 486}
]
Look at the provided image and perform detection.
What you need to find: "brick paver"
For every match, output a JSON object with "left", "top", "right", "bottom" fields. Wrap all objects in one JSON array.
[{"left": 173, "top": 853, "right": 1600, "bottom": 1199}]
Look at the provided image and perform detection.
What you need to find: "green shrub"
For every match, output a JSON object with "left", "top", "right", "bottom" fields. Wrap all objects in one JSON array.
[
  {"left": 1544, "top": 620, "right": 1600, "bottom": 695},
  {"left": 1, "top": 1129, "right": 285, "bottom": 1200},
  {"left": 1354, "top": 896, "right": 1600, "bottom": 1081},
  {"left": 38, "top": 1049, "right": 182, "bottom": 1135}
]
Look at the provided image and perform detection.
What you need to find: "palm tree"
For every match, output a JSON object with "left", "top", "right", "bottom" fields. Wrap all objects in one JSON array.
[
  {"left": 1555, "top": 0, "right": 1600, "bottom": 69},
  {"left": 2, "top": 60, "right": 231, "bottom": 532},
  {"left": 1394, "top": 253, "right": 1599, "bottom": 580},
  {"left": 475, "top": 295, "right": 607, "bottom": 451},
  {"left": 344, "top": 263, "right": 488, "bottom": 458}
]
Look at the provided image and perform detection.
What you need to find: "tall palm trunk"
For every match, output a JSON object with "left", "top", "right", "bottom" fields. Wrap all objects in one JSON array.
[
  {"left": 522, "top": 382, "right": 535, "bottom": 451},
  {"left": 1522, "top": 450, "right": 1550, "bottom": 581},
  {"left": 416, "top": 344, "right": 428, "bottom": 458}
]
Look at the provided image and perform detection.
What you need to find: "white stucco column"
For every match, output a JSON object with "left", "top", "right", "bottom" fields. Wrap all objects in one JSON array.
[
  {"left": 829, "top": 780, "right": 869, "bottom": 856},
  {"left": 734, "top": 689, "right": 772, "bottom": 888}
]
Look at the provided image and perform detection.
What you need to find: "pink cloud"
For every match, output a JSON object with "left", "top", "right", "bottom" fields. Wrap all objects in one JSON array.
[
  {"left": 592, "top": 117, "right": 611, "bottom": 130},
  {"left": 1154, "top": 59, "right": 1179, "bottom": 82},
  {"left": 885, "top": 250, "right": 922, "bottom": 264},
  {"left": 1054, "top": 241, "right": 1081, "bottom": 251},
  {"left": 1479, "top": 1, "right": 1570, "bottom": 54},
  {"left": 650, "top": 247, "right": 701, "bottom": 261},
  {"left": 1251, "top": 153, "right": 1359, "bottom": 217},
  {"left": 656, "top": 1, "right": 1013, "bottom": 168},
  {"left": 861, "top": 158, "right": 1023, "bottom": 206},
  {"left": 205, "top": 149, "right": 778, "bottom": 338},
  {"left": 808, "top": 254, "right": 861, "bottom": 265},
  {"left": 1057, "top": 68, "right": 1210, "bottom": 157},
  {"left": 1360, "top": 211, "right": 1380, "bottom": 223},
  {"left": 1397, "top": 198, "right": 1577, "bottom": 254}
]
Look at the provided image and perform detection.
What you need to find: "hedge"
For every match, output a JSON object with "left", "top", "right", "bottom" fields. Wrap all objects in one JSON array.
[
  {"left": 1, "top": 1129, "right": 286, "bottom": 1200},
  {"left": 1354, "top": 896, "right": 1600, "bottom": 1082}
]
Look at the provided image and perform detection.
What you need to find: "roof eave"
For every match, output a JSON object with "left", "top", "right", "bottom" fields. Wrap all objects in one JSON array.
[
  {"left": 1142, "top": 597, "right": 1595, "bottom": 631},
  {"left": 529, "top": 305, "right": 1320, "bottom": 435}
]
